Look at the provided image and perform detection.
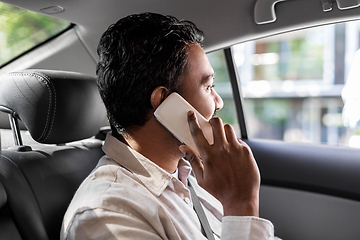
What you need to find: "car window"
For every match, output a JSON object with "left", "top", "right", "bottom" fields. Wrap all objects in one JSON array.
[
  {"left": 232, "top": 20, "right": 360, "bottom": 147},
  {"left": 0, "top": 2, "right": 71, "bottom": 67},
  {"left": 207, "top": 50, "right": 240, "bottom": 137}
]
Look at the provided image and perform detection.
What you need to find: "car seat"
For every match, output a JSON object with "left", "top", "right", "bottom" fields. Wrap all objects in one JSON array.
[{"left": 0, "top": 69, "right": 108, "bottom": 240}]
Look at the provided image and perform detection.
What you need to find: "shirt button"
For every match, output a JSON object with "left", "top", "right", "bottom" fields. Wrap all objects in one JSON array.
[{"left": 184, "top": 197, "right": 191, "bottom": 204}]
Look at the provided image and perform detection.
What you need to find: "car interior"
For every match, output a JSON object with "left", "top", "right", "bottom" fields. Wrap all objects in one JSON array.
[{"left": 1, "top": 0, "right": 360, "bottom": 239}]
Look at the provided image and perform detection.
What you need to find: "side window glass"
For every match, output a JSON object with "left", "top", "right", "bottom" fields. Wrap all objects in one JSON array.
[
  {"left": 232, "top": 21, "right": 360, "bottom": 147},
  {"left": 0, "top": 2, "right": 70, "bottom": 67},
  {"left": 207, "top": 50, "right": 240, "bottom": 137}
]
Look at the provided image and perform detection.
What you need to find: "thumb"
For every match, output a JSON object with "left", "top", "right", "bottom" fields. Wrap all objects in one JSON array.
[{"left": 179, "top": 145, "right": 204, "bottom": 180}]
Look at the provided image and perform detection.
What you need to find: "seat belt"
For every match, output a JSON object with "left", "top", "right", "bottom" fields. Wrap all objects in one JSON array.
[{"left": 188, "top": 180, "right": 216, "bottom": 240}]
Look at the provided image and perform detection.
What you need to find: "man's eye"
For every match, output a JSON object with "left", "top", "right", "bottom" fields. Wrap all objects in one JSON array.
[{"left": 206, "top": 84, "right": 215, "bottom": 92}]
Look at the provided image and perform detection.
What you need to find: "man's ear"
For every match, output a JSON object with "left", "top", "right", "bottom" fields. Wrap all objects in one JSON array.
[{"left": 151, "top": 86, "right": 170, "bottom": 109}]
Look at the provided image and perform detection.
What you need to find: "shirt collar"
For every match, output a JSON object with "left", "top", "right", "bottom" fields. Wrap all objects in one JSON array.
[{"left": 102, "top": 133, "right": 191, "bottom": 196}]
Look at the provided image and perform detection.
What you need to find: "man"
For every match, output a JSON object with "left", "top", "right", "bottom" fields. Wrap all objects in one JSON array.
[{"left": 61, "top": 12, "right": 275, "bottom": 239}]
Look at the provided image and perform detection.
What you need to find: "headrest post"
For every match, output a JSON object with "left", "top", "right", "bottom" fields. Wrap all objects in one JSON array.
[{"left": 8, "top": 114, "right": 23, "bottom": 146}]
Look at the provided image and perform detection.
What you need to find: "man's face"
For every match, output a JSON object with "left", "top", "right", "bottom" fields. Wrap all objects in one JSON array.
[{"left": 179, "top": 44, "right": 223, "bottom": 120}]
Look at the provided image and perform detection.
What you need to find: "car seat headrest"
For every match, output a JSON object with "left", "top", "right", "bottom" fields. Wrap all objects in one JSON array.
[{"left": 0, "top": 69, "right": 106, "bottom": 144}]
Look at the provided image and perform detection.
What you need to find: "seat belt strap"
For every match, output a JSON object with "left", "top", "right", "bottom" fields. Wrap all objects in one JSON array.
[{"left": 188, "top": 180, "right": 216, "bottom": 240}]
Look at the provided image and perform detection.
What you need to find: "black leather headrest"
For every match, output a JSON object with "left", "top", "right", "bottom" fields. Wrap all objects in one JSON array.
[{"left": 0, "top": 70, "right": 106, "bottom": 144}]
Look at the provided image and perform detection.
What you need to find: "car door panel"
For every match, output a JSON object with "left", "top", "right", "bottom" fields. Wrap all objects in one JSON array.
[
  {"left": 245, "top": 139, "right": 360, "bottom": 239},
  {"left": 260, "top": 185, "right": 360, "bottom": 240}
]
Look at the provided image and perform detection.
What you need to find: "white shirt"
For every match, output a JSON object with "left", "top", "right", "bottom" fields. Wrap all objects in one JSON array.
[{"left": 61, "top": 133, "right": 275, "bottom": 239}]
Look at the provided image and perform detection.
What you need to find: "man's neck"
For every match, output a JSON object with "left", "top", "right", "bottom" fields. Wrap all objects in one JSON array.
[{"left": 120, "top": 117, "right": 183, "bottom": 173}]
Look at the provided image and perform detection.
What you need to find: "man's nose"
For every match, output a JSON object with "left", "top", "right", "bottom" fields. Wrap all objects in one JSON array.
[{"left": 213, "top": 90, "right": 224, "bottom": 111}]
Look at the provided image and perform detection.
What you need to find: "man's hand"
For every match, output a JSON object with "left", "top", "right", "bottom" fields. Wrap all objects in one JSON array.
[{"left": 179, "top": 111, "right": 260, "bottom": 217}]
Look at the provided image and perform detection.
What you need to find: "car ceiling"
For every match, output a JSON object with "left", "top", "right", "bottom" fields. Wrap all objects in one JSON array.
[{"left": 3, "top": 0, "right": 360, "bottom": 56}]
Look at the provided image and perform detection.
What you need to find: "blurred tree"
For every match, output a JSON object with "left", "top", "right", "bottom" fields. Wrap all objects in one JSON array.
[{"left": 0, "top": 2, "right": 69, "bottom": 66}]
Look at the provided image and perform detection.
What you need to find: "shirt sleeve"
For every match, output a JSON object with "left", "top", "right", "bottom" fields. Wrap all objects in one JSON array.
[{"left": 221, "top": 216, "right": 275, "bottom": 240}]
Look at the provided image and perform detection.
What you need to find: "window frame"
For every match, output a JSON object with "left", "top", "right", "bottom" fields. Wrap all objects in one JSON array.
[{"left": 223, "top": 47, "right": 249, "bottom": 139}]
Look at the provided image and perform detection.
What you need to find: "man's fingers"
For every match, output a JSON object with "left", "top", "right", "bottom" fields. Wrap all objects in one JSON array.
[
  {"left": 187, "top": 111, "right": 209, "bottom": 150},
  {"left": 210, "top": 117, "right": 226, "bottom": 145},
  {"left": 224, "top": 124, "right": 238, "bottom": 144},
  {"left": 179, "top": 145, "right": 203, "bottom": 180}
]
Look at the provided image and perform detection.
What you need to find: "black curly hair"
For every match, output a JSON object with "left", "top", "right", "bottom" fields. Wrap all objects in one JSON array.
[{"left": 96, "top": 12, "right": 204, "bottom": 132}]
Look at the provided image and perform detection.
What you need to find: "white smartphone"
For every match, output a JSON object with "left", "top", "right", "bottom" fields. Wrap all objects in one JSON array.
[{"left": 154, "top": 92, "right": 213, "bottom": 156}]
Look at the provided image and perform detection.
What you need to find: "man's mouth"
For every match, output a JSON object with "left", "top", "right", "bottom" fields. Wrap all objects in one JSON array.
[{"left": 212, "top": 110, "right": 217, "bottom": 118}]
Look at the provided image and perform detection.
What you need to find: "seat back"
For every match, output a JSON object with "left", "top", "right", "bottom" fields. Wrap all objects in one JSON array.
[
  {"left": 0, "top": 70, "right": 107, "bottom": 240},
  {"left": 0, "top": 179, "right": 22, "bottom": 240}
]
